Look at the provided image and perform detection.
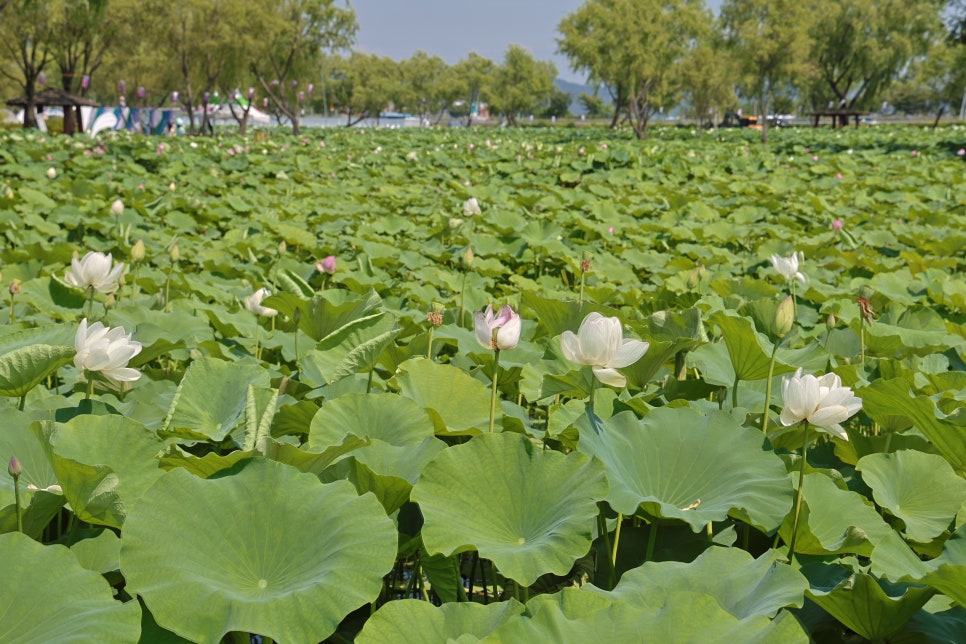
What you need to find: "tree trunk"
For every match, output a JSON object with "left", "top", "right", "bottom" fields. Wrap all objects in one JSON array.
[
  {"left": 760, "top": 80, "right": 769, "bottom": 145},
  {"left": 932, "top": 104, "right": 945, "bottom": 129},
  {"left": 23, "top": 82, "right": 37, "bottom": 129}
]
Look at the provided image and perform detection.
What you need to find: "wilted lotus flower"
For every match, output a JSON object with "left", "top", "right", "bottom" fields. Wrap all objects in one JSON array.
[
  {"left": 65, "top": 251, "right": 125, "bottom": 294},
  {"left": 111, "top": 199, "right": 124, "bottom": 217},
  {"left": 46, "top": 167, "right": 57, "bottom": 179},
  {"left": 317, "top": 255, "right": 337, "bottom": 275},
  {"left": 243, "top": 287, "right": 278, "bottom": 317},
  {"left": 463, "top": 197, "right": 481, "bottom": 216},
  {"left": 74, "top": 318, "right": 143, "bottom": 384},
  {"left": 561, "top": 312, "right": 649, "bottom": 387},
  {"left": 474, "top": 304, "right": 521, "bottom": 351},
  {"left": 780, "top": 369, "right": 861, "bottom": 440},
  {"left": 770, "top": 251, "right": 806, "bottom": 284}
]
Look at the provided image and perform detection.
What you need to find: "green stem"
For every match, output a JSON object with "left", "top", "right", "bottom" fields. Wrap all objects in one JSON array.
[
  {"left": 459, "top": 271, "right": 468, "bottom": 328},
  {"left": 18, "top": 393, "right": 26, "bottom": 412},
  {"left": 86, "top": 288, "right": 94, "bottom": 320},
  {"left": 762, "top": 339, "right": 781, "bottom": 434},
  {"left": 85, "top": 373, "right": 94, "bottom": 400},
  {"left": 426, "top": 327, "right": 434, "bottom": 360},
  {"left": 163, "top": 268, "right": 172, "bottom": 312},
  {"left": 294, "top": 326, "right": 300, "bottom": 372},
  {"left": 8, "top": 294, "right": 14, "bottom": 325},
  {"left": 488, "top": 349, "right": 501, "bottom": 433},
  {"left": 732, "top": 373, "right": 740, "bottom": 410},
  {"left": 787, "top": 424, "right": 810, "bottom": 563},
  {"left": 13, "top": 475, "right": 22, "bottom": 533},
  {"left": 130, "top": 264, "right": 138, "bottom": 306},
  {"left": 521, "top": 585, "right": 529, "bottom": 604},
  {"left": 367, "top": 369, "right": 374, "bottom": 394},
  {"left": 578, "top": 270, "right": 585, "bottom": 305},
  {"left": 598, "top": 506, "right": 616, "bottom": 590},
  {"left": 645, "top": 521, "right": 658, "bottom": 562},
  {"left": 610, "top": 513, "right": 623, "bottom": 569},
  {"left": 860, "top": 322, "right": 866, "bottom": 365},
  {"left": 253, "top": 319, "right": 260, "bottom": 361}
]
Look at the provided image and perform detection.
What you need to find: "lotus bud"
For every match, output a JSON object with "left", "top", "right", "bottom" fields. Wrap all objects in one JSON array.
[
  {"left": 463, "top": 246, "right": 474, "bottom": 266},
  {"left": 278, "top": 241, "right": 287, "bottom": 255},
  {"left": 47, "top": 167, "right": 57, "bottom": 179},
  {"left": 774, "top": 295, "right": 795, "bottom": 338},
  {"left": 319, "top": 255, "right": 336, "bottom": 275},
  {"left": 104, "top": 293, "right": 116, "bottom": 310},
  {"left": 448, "top": 217, "right": 464, "bottom": 229},
  {"left": 111, "top": 199, "right": 124, "bottom": 217},
  {"left": 4, "top": 187, "right": 12, "bottom": 199},
  {"left": 8, "top": 455, "right": 21, "bottom": 478},
  {"left": 826, "top": 313, "right": 836, "bottom": 330},
  {"left": 169, "top": 244, "right": 180, "bottom": 263},
  {"left": 580, "top": 251, "right": 593, "bottom": 273},
  {"left": 131, "top": 239, "right": 145, "bottom": 262},
  {"left": 169, "top": 182, "right": 176, "bottom": 192},
  {"left": 9, "top": 280, "right": 21, "bottom": 296}
]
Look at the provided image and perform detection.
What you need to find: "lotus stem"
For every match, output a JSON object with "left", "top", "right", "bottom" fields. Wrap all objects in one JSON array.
[
  {"left": 458, "top": 270, "right": 468, "bottom": 328},
  {"left": 12, "top": 472, "right": 22, "bottom": 534},
  {"left": 426, "top": 327, "right": 434, "bottom": 360},
  {"left": 367, "top": 369, "right": 374, "bottom": 394},
  {"left": 787, "top": 423, "right": 810, "bottom": 563},
  {"left": 253, "top": 319, "right": 260, "bottom": 361},
  {"left": 860, "top": 321, "right": 866, "bottom": 365},
  {"left": 611, "top": 513, "right": 623, "bottom": 569},
  {"left": 7, "top": 292, "right": 14, "bottom": 325},
  {"left": 18, "top": 394, "right": 25, "bottom": 411},
  {"left": 85, "top": 373, "right": 94, "bottom": 400},
  {"left": 488, "top": 349, "right": 501, "bottom": 433},
  {"left": 598, "top": 506, "right": 616, "bottom": 590},
  {"left": 762, "top": 340, "right": 781, "bottom": 435},
  {"left": 732, "top": 373, "right": 740, "bottom": 409},
  {"left": 578, "top": 269, "right": 585, "bottom": 305},
  {"left": 645, "top": 521, "right": 658, "bottom": 563},
  {"left": 130, "top": 264, "right": 139, "bottom": 306},
  {"left": 86, "top": 287, "right": 94, "bottom": 320}
]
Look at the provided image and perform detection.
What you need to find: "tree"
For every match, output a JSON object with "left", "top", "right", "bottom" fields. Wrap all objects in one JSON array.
[
  {"left": 329, "top": 52, "right": 398, "bottom": 125},
  {"left": 250, "top": 0, "right": 356, "bottom": 135},
  {"left": 488, "top": 45, "right": 556, "bottom": 126},
  {"left": 720, "top": 0, "right": 813, "bottom": 143},
  {"left": 578, "top": 92, "right": 608, "bottom": 118},
  {"left": 804, "top": 0, "right": 944, "bottom": 124},
  {"left": 679, "top": 21, "right": 737, "bottom": 130},
  {"left": 397, "top": 51, "right": 455, "bottom": 123},
  {"left": 0, "top": 0, "right": 55, "bottom": 128},
  {"left": 448, "top": 52, "right": 495, "bottom": 126},
  {"left": 543, "top": 87, "right": 571, "bottom": 119},
  {"left": 558, "top": 0, "right": 707, "bottom": 139}
]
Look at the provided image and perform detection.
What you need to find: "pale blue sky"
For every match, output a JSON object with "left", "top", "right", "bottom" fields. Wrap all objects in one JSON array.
[{"left": 352, "top": 1, "right": 725, "bottom": 83}]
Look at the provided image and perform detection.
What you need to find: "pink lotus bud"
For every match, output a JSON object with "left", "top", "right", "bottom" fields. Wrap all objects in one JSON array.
[
  {"left": 812, "top": 156, "right": 819, "bottom": 162},
  {"left": 836, "top": 173, "right": 843, "bottom": 180},
  {"left": 608, "top": 226, "right": 614, "bottom": 235},
  {"left": 7, "top": 455, "right": 21, "bottom": 478},
  {"left": 958, "top": 149, "right": 965, "bottom": 156},
  {"left": 318, "top": 255, "right": 337, "bottom": 275},
  {"left": 832, "top": 219, "right": 843, "bottom": 230}
]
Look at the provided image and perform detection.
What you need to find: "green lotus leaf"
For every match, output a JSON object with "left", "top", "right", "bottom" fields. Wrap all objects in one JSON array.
[
  {"left": 300, "top": 312, "right": 399, "bottom": 385},
  {"left": 267, "top": 289, "right": 382, "bottom": 342},
  {"left": 0, "top": 532, "right": 141, "bottom": 642},
  {"left": 708, "top": 312, "right": 795, "bottom": 381},
  {"left": 392, "top": 358, "right": 493, "bottom": 436},
  {"left": 121, "top": 458, "right": 396, "bottom": 643},
  {"left": 0, "top": 344, "right": 74, "bottom": 398},
  {"left": 586, "top": 546, "right": 807, "bottom": 619},
  {"left": 856, "top": 378, "right": 966, "bottom": 475},
  {"left": 412, "top": 432, "right": 608, "bottom": 586},
  {"left": 872, "top": 526, "right": 966, "bottom": 606},
  {"left": 779, "top": 473, "right": 893, "bottom": 557},
  {"left": 160, "top": 356, "right": 270, "bottom": 441},
  {"left": 858, "top": 450, "right": 966, "bottom": 542},
  {"left": 575, "top": 407, "right": 793, "bottom": 533},
  {"left": 803, "top": 563, "right": 935, "bottom": 640},
  {"left": 70, "top": 528, "right": 121, "bottom": 575},
  {"left": 357, "top": 598, "right": 526, "bottom": 643}
]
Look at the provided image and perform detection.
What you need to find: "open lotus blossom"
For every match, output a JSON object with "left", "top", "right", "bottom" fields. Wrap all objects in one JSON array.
[
  {"left": 65, "top": 251, "right": 125, "bottom": 294},
  {"left": 463, "top": 197, "right": 481, "bottom": 216},
  {"left": 561, "top": 312, "right": 649, "bottom": 388},
  {"left": 74, "top": 318, "right": 142, "bottom": 384},
  {"left": 770, "top": 251, "right": 806, "bottom": 284},
  {"left": 474, "top": 304, "right": 521, "bottom": 351},
  {"left": 780, "top": 369, "right": 862, "bottom": 440},
  {"left": 243, "top": 287, "right": 278, "bottom": 317}
]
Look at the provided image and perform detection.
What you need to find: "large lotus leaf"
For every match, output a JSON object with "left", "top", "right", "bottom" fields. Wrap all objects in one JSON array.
[
  {"left": 0, "top": 532, "right": 141, "bottom": 642},
  {"left": 709, "top": 312, "right": 795, "bottom": 381},
  {"left": 858, "top": 450, "right": 966, "bottom": 542},
  {"left": 357, "top": 598, "right": 526, "bottom": 643},
  {"left": 300, "top": 312, "right": 399, "bottom": 385},
  {"left": 0, "top": 324, "right": 74, "bottom": 354},
  {"left": 586, "top": 546, "right": 807, "bottom": 619},
  {"left": 0, "top": 344, "right": 74, "bottom": 398},
  {"left": 803, "top": 563, "right": 935, "bottom": 639},
  {"left": 391, "top": 358, "right": 492, "bottom": 436},
  {"left": 872, "top": 526, "right": 966, "bottom": 606},
  {"left": 121, "top": 458, "right": 397, "bottom": 643},
  {"left": 35, "top": 415, "right": 164, "bottom": 528},
  {"left": 490, "top": 588, "right": 809, "bottom": 642},
  {"left": 160, "top": 356, "right": 270, "bottom": 441},
  {"left": 857, "top": 378, "right": 966, "bottom": 475},
  {"left": 412, "top": 432, "right": 608, "bottom": 586},
  {"left": 520, "top": 292, "right": 621, "bottom": 339},
  {"left": 779, "top": 472, "right": 893, "bottom": 557},
  {"left": 575, "top": 407, "right": 793, "bottom": 533},
  {"left": 70, "top": 528, "right": 121, "bottom": 575},
  {"left": 267, "top": 289, "right": 382, "bottom": 342}
]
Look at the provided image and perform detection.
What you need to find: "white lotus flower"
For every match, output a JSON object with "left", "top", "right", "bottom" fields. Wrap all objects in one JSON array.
[
  {"left": 65, "top": 251, "right": 125, "bottom": 294},
  {"left": 560, "top": 312, "right": 649, "bottom": 388},
  {"left": 771, "top": 251, "right": 806, "bottom": 284},
  {"left": 474, "top": 304, "right": 521, "bottom": 351},
  {"left": 780, "top": 369, "right": 862, "bottom": 440},
  {"left": 74, "top": 318, "right": 142, "bottom": 384},
  {"left": 463, "top": 197, "right": 481, "bottom": 216},
  {"left": 110, "top": 199, "right": 124, "bottom": 216},
  {"left": 46, "top": 167, "right": 57, "bottom": 179},
  {"left": 243, "top": 287, "right": 278, "bottom": 317}
]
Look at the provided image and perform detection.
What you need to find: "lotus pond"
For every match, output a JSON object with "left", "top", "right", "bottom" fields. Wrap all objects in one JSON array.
[{"left": 0, "top": 124, "right": 965, "bottom": 643}]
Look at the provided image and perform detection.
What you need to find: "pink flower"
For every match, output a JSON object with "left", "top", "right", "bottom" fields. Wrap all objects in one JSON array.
[
  {"left": 832, "top": 219, "right": 843, "bottom": 230},
  {"left": 474, "top": 304, "right": 521, "bottom": 351},
  {"left": 911, "top": 150, "right": 919, "bottom": 157},
  {"left": 600, "top": 143, "right": 608, "bottom": 150},
  {"left": 317, "top": 255, "right": 336, "bottom": 275},
  {"left": 836, "top": 173, "right": 843, "bottom": 180},
  {"left": 812, "top": 155, "right": 819, "bottom": 162},
  {"left": 958, "top": 149, "right": 965, "bottom": 156},
  {"left": 608, "top": 226, "right": 615, "bottom": 235},
  {"left": 578, "top": 147, "right": 585, "bottom": 154}
]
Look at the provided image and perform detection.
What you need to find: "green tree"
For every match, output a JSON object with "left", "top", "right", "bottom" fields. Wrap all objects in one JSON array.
[
  {"left": 250, "top": 0, "right": 356, "bottom": 135},
  {"left": 447, "top": 52, "right": 495, "bottom": 126},
  {"left": 720, "top": 0, "right": 813, "bottom": 143},
  {"left": 543, "top": 87, "right": 572, "bottom": 119},
  {"left": 0, "top": 0, "right": 55, "bottom": 128},
  {"left": 329, "top": 52, "right": 398, "bottom": 126},
  {"left": 679, "top": 21, "right": 737, "bottom": 130},
  {"left": 804, "top": 0, "right": 943, "bottom": 123},
  {"left": 397, "top": 51, "right": 455, "bottom": 123},
  {"left": 488, "top": 44, "right": 556, "bottom": 126},
  {"left": 558, "top": 0, "right": 707, "bottom": 139},
  {"left": 578, "top": 92, "right": 608, "bottom": 118}
]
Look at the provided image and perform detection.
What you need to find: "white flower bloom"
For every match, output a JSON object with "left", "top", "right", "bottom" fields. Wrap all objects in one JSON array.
[
  {"left": 47, "top": 167, "right": 57, "bottom": 179},
  {"left": 243, "top": 287, "right": 278, "bottom": 317},
  {"left": 474, "top": 304, "right": 521, "bottom": 351},
  {"left": 463, "top": 197, "right": 481, "bottom": 216},
  {"left": 780, "top": 369, "right": 862, "bottom": 440},
  {"left": 74, "top": 318, "right": 142, "bottom": 384},
  {"left": 560, "top": 312, "right": 649, "bottom": 388},
  {"left": 65, "top": 251, "right": 125, "bottom": 294},
  {"left": 770, "top": 251, "right": 806, "bottom": 284},
  {"left": 110, "top": 199, "right": 124, "bottom": 217}
]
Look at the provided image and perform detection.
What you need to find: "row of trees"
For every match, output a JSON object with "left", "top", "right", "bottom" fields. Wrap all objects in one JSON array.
[
  {"left": 2, "top": 0, "right": 965, "bottom": 139},
  {"left": 558, "top": 0, "right": 966, "bottom": 140}
]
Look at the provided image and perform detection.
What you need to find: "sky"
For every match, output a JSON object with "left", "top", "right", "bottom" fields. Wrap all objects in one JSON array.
[{"left": 352, "top": 1, "right": 725, "bottom": 84}]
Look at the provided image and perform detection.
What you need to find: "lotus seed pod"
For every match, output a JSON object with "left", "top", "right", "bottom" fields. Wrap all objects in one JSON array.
[{"left": 8, "top": 280, "right": 21, "bottom": 296}]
